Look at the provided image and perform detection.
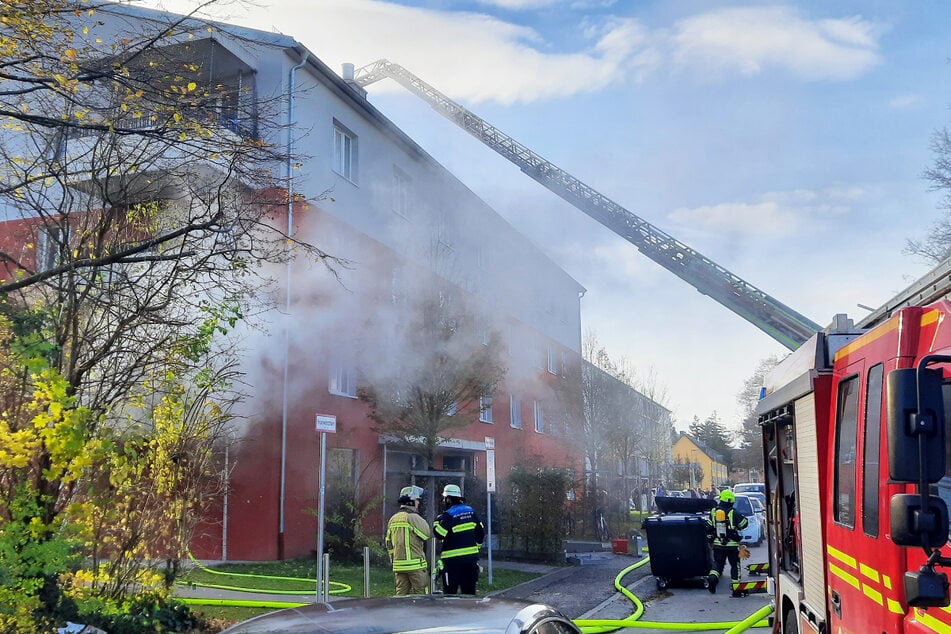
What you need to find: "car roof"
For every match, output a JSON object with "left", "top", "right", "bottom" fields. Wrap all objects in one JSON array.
[{"left": 219, "top": 595, "right": 580, "bottom": 634}]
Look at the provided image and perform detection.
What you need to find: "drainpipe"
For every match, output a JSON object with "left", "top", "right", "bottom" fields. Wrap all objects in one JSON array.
[{"left": 278, "top": 50, "right": 309, "bottom": 560}]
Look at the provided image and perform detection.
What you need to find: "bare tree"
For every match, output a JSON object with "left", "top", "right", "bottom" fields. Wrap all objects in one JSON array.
[
  {"left": 359, "top": 279, "right": 506, "bottom": 470},
  {"left": 907, "top": 128, "right": 951, "bottom": 263},
  {"left": 732, "top": 355, "right": 782, "bottom": 474}
]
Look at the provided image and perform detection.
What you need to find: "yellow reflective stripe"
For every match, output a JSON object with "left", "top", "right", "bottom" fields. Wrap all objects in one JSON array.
[
  {"left": 887, "top": 598, "right": 903, "bottom": 614},
  {"left": 827, "top": 545, "right": 856, "bottom": 568},
  {"left": 863, "top": 584, "right": 883, "bottom": 606},
  {"left": 434, "top": 524, "right": 448, "bottom": 537},
  {"left": 393, "top": 558, "right": 427, "bottom": 571},
  {"left": 441, "top": 545, "right": 480, "bottom": 558},
  {"left": 453, "top": 522, "right": 476, "bottom": 532},
  {"left": 829, "top": 563, "right": 860, "bottom": 590},
  {"left": 390, "top": 520, "right": 427, "bottom": 540},
  {"left": 917, "top": 610, "right": 951, "bottom": 633},
  {"left": 859, "top": 562, "right": 880, "bottom": 583}
]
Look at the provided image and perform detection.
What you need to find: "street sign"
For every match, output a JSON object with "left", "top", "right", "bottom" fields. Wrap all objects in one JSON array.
[
  {"left": 486, "top": 449, "right": 496, "bottom": 493},
  {"left": 315, "top": 414, "right": 337, "bottom": 433}
]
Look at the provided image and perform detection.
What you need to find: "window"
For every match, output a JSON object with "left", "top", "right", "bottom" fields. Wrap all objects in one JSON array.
[
  {"left": 834, "top": 374, "right": 859, "bottom": 528},
  {"left": 547, "top": 345, "right": 557, "bottom": 374},
  {"left": 333, "top": 122, "right": 357, "bottom": 181},
  {"left": 326, "top": 448, "right": 357, "bottom": 508},
  {"left": 329, "top": 361, "right": 357, "bottom": 397},
  {"left": 534, "top": 401, "right": 545, "bottom": 433},
  {"left": 392, "top": 166, "right": 411, "bottom": 217},
  {"left": 480, "top": 396, "right": 493, "bottom": 423},
  {"left": 862, "top": 364, "right": 883, "bottom": 537},
  {"left": 447, "top": 401, "right": 457, "bottom": 417},
  {"left": 36, "top": 226, "right": 63, "bottom": 272},
  {"left": 510, "top": 396, "right": 522, "bottom": 429},
  {"left": 937, "top": 384, "right": 951, "bottom": 541}
]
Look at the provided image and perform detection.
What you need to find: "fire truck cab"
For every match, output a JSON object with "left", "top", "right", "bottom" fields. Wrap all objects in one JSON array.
[{"left": 757, "top": 304, "right": 951, "bottom": 633}]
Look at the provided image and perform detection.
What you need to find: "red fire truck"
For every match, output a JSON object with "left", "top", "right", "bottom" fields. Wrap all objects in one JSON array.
[{"left": 757, "top": 303, "right": 951, "bottom": 633}]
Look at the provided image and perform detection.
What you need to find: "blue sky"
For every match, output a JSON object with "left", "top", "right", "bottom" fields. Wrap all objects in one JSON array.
[{"left": 150, "top": 0, "right": 950, "bottom": 432}]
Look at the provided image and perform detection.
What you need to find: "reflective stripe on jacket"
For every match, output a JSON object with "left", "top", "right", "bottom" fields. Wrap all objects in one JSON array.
[
  {"left": 434, "top": 503, "right": 485, "bottom": 561},
  {"left": 707, "top": 504, "right": 749, "bottom": 548},
  {"left": 385, "top": 507, "right": 431, "bottom": 572}
]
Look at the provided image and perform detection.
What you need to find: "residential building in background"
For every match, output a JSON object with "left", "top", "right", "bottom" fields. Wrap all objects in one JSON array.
[{"left": 672, "top": 432, "right": 728, "bottom": 490}]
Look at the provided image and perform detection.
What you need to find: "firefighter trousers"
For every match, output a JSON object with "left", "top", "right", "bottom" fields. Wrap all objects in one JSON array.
[
  {"left": 441, "top": 558, "right": 479, "bottom": 595},
  {"left": 710, "top": 547, "right": 741, "bottom": 584}
]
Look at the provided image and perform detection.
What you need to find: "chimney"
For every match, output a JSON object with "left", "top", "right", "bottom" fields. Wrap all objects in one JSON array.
[{"left": 341, "top": 63, "right": 367, "bottom": 99}]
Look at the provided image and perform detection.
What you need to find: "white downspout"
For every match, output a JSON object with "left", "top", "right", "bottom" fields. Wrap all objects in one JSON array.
[{"left": 279, "top": 51, "right": 309, "bottom": 558}]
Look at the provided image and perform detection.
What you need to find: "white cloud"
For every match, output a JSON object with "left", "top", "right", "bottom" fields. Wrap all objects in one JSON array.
[
  {"left": 142, "top": 1, "right": 882, "bottom": 105},
  {"left": 670, "top": 6, "right": 881, "bottom": 80},
  {"left": 889, "top": 93, "right": 925, "bottom": 109},
  {"left": 474, "top": 0, "right": 558, "bottom": 8},
  {"left": 668, "top": 186, "right": 862, "bottom": 235}
]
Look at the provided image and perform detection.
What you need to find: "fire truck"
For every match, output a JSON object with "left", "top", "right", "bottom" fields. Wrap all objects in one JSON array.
[
  {"left": 350, "top": 59, "right": 951, "bottom": 633},
  {"left": 757, "top": 264, "right": 951, "bottom": 633}
]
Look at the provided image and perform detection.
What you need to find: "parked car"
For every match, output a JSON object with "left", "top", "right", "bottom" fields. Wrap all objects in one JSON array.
[
  {"left": 733, "top": 482, "right": 765, "bottom": 496},
  {"left": 744, "top": 491, "right": 767, "bottom": 510},
  {"left": 219, "top": 595, "right": 582, "bottom": 634},
  {"left": 748, "top": 495, "right": 767, "bottom": 522},
  {"left": 732, "top": 493, "right": 762, "bottom": 546}
]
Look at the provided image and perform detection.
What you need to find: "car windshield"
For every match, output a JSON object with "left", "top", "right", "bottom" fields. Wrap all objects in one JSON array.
[
  {"left": 750, "top": 498, "right": 764, "bottom": 513},
  {"left": 734, "top": 483, "right": 763, "bottom": 493},
  {"left": 734, "top": 496, "right": 753, "bottom": 515}
]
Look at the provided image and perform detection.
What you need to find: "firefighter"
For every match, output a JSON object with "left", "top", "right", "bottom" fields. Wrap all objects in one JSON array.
[
  {"left": 433, "top": 484, "right": 485, "bottom": 594},
  {"left": 385, "top": 485, "right": 431, "bottom": 595},
  {"left": 706, "top": 489, "right": 749, "bottom": 597}
]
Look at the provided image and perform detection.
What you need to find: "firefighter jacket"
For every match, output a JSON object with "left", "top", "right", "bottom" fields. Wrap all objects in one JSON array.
[
  {"left": 385, "top": 505, "right": 431, "bottom": 572},
  {"left": 706, "top": 502, "right": 749, "bottom": 549},
  {"left": 434, "top": 503, "right": 485, "bottom": 562}
]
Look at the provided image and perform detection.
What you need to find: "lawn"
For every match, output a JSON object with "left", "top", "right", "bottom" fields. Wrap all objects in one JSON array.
[{"left": 180, "top": 559, "right": 544, "bottom": 629}]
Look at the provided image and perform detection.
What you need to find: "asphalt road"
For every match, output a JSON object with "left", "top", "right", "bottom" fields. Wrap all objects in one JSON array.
[{"left": 496, "top": 543, "right": 773, "bottom": 633}]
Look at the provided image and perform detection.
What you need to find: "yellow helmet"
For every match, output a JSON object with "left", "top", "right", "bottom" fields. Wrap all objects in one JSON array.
[{"left": 719, "top": 489, "right": 735, "bottom": 503}]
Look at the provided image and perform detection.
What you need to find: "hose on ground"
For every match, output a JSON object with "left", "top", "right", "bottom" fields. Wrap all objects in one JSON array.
[
  {"left": 178, "top": 550, "right": 351, "bottom": 608},
  {"left": 573, "top": 553, "right": 772, "bottom": 633}
]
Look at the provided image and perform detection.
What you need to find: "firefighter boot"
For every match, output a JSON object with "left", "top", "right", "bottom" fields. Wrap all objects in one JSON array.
[{"left": 707, "top": 574, "right": 718, "bottom": 594}]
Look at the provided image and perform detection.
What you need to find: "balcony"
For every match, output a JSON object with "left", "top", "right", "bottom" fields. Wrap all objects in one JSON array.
[{"left": 61, "top": 37, "right": 258, "bottom": 204}]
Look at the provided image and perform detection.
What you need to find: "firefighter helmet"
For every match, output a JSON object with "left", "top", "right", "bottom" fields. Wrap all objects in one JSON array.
[
  {"left": 442, "top": 484, "right": 463, "bottom": 498},
  {"left": 719, "top": 489, "right": 735, "bottom": 503},
  {"left": 399, "top": 485, "right": 424, "bottom": 501}
]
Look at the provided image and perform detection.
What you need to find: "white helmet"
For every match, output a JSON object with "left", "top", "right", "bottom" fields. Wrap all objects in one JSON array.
[
  {"left": 442, "top": 484, "right": 462, "bottom": 498},
  {"left": 400, "top": 485, "right": 424, "bottom": 501}
]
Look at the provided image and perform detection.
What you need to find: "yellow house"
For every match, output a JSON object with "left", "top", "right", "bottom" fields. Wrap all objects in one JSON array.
[{"left": 672, "top": 433, "right": 728, "bottom": 490}]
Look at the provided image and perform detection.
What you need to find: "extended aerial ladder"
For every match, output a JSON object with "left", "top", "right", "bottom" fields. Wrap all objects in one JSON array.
[{"left": 352, "top": 60, "right": 821, "bottom": 351}]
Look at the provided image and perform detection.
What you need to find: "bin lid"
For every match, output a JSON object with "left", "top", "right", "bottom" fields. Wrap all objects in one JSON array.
[{"left": 655, "top": 496, "right": 716, "bottom": 514}]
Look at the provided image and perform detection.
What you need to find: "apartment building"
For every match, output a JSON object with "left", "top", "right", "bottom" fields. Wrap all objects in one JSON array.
[{"left": 0, "top": 4, "right": 586, "bottom": 561}]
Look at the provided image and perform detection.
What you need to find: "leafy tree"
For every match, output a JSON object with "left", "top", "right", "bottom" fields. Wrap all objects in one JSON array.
[
  {"left": 688, "top": 412, "right": 733, "bottom": 470},
  {"left": 359, "top": 280, "right": 506, "bottom": 470},
  {"left": 0, "top": 2, "right": 339, "bottom": 627}
]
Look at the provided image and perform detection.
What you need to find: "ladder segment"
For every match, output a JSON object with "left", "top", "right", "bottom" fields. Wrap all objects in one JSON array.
[{"left": 353, "top": 59, "right": 821, "bottom": 350}]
